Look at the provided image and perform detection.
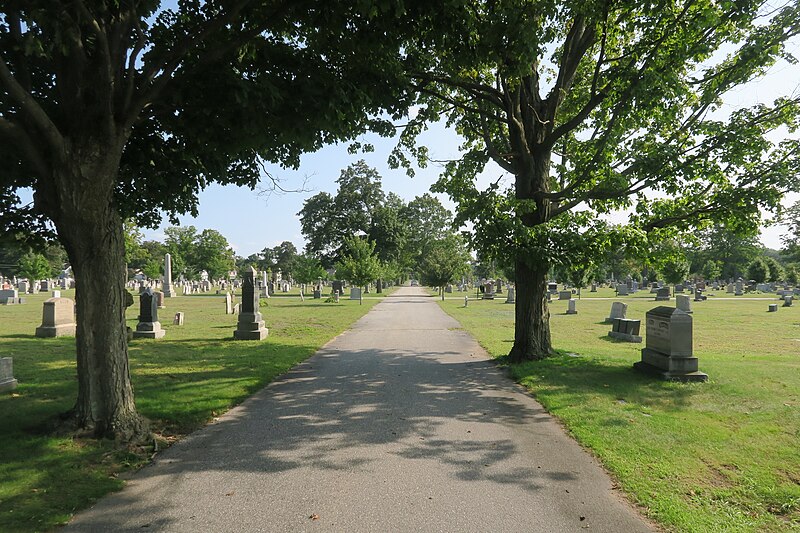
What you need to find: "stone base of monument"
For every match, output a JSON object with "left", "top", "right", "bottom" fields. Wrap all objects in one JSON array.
[
  {"left": 133, "top": 321, "right": 166, "bottom": 339},
  {"left": 482, "top": 292, "right": 495, "bottom": 300},
  {"left": 234, "top": 312, "right": 269, "bottom": 340},
  {"left": 634, "top": 349, "right": 708, "bottom": 382},
  {"left": 34, "top": 324, "right": 76, "bottom": 337}
]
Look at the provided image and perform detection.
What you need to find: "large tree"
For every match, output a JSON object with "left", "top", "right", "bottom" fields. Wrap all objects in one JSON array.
[
  {"left": 400, "top": 0, "right": 800, "bottom": 361},
  {"left": 0, "top": 1, "right": 423, "bottom": 440}
]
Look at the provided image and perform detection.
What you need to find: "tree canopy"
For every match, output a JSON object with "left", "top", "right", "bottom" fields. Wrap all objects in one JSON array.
[{"left": 396, "top": 0, "right": 800, "bottom": 360}]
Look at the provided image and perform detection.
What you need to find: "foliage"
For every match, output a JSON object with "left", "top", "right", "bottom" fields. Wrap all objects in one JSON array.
[
  {"left": 660, "top": 254, "right": 690, "bottom": 285},
  {"left": 261, "top": 241, "right": 299, "bottom": 279},
  {"left": 785, "top": 264, "right": 799, "bottom": 285},
  {"left": 688, "top": 225, "right": 763, "bottom": 280},
  {"left": 762, "top": 256, "right": 784, "bottom": 282},
  {"left": 418, "top": 234, "right": 471, "bottom": 289},
  {"left": 292, "top": 254, "right": 327, "bottom": 285},
  {"left": 700, "top": 260, "right": 722, "bottom": 281},
  {"left": 17, "top": 252, "right": 50, "bottom": 281},
  {"left": 398, "top": 0, "right": 800, "bottom": 359},
  {"left": 747, "top": 257, "right": 769, "bottom": 283},
  {"left": 334, "top": 236, "right": 382, "bottom": 288},
  {"left": 779, "top": 200, "right": 800, "bottom": 263},
  {"left": 194, "top": 229, "right": 235, "bottom": 280},
  {"left": 299, "top": 161, "right": 385, "bottom": 265}
]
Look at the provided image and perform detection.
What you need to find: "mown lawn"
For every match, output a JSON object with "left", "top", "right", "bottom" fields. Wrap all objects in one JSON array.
[
  {"left": 0, "top": 286, "right": 394, "bottom": 532},
  {"left": 437, "top": 291, "right": 800, "bottom": 532}
]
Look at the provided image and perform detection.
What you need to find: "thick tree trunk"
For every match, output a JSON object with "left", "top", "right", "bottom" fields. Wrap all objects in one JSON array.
[
  {"left": 509, "top": 256, "right": 552, "bottom": 362},
  {"left": 44, "top": 143, "right": 148, "bottom": 442}
]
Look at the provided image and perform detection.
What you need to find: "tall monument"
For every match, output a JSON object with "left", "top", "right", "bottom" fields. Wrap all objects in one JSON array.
[
  {"left": 233, "top": 267, "right": 269, "bottom": 340},
  {"left": 163, "top": 253, "right": 175, "bottom": 297}
]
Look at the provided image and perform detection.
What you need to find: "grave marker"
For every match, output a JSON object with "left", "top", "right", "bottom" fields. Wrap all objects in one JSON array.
[
  {"left": 633, "top": 306, "right": 707, "bottom": 382},
  {"left": 0, "top": 358, "right": 18, "bottom": 393},
  {"left": 133, "top": 288, "right": 166, "bottom": 339},
  {"left": 233, "top": 267, "right": 268, "bottom": 340},
  {"left": 609, "top": 318, "right": 642, "bottom": 343},
  {"left": 35, "top": 297, "right": 76, "bottom": 337}
]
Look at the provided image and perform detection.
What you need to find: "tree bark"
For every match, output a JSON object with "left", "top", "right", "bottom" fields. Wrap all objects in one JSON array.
[
  {"left": 509, "top": 256, "right": 552, "bottom": 362},
  {"left": 44, "top": 142, "right": 148, "bottom": 442}
]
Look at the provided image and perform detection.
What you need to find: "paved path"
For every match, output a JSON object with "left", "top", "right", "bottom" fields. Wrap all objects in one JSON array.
[{"left": 67, "top": 287, "right": 652, "bottom": 532}]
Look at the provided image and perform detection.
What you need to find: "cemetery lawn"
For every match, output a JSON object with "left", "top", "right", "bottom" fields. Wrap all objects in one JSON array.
[
  {"left": 0, "top": 287, "right": 395, "bottom": 532},
  {"left": 439, "top": 293, "right": 800, "bottom": 532}
]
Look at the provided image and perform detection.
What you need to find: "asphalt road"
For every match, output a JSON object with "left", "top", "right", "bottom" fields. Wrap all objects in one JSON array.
[{"left": 66, "top": 286, "right": 653, "bottom": 532}]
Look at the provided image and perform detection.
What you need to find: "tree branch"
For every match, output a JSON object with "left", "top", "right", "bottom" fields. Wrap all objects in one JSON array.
[{"left": 0, "top": 55, "right": 65, "bottom": 157}]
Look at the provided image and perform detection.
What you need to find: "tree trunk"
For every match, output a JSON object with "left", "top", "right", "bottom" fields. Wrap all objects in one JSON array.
[
  {"left": 509, "top": 256, "right": 552, "bottom": 362},
  {"left": 44, "top": 143, "right": 148, "bottom": 442}
]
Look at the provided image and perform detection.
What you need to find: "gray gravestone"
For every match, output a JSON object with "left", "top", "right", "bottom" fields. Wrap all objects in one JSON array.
[
  {"left": 617, "top": 284, "right": 629, "bottom": 296},
  {"left": 133, "top": 288, "right": 165, "bottom": 339},
  {"left": 566, "top": 299, "right": 577, "bottom": 314},
  {"left": 233, "top": 267, "right": 268, "bottom": 340},
  {"left": 332, "top": 280, "right": 344, "bottom": 296},
  {"left": 505, "top": 286, "right": 515, "bottom": 304},
  {"left": 350, "top": 287, "right": 362, "bottom": 300},
  {"left": 768, "top": 304, "right": 778, "bottom": 312},
  {"left": 735, "top": 281, "right": 743, "bottom": 296},
  {"left": 655, "top": 287, "right": 671, "bottom": 301},
  {"left": 225, "top": 292, "right": 233, "bottom": 314},
  {"left": 676, "top": 294, "right": 692, "bottom": 314},
  {"left": 155, "top": 290, "right": 165, "bottom": 309},
  {"left": 590, "top": 283, "right": 597, "bottom": 292},
  {"left": 784, "top": 295, "right": 793, "bottom": 307},
  {"left": 483, "top": 281, "right": 495, "bottom": 300},
  {"left": 173, "top": 312, "right": 185, "bottom": 325},
  {"left": 633, "top": 306, "right": 707, "bottom": 382},
  {"left": 0, "top": 358, "right": 18, "bottom": 393},
  {"left": 605, "top": 301, "right": 627, "bottom": 323},
  {"left": 558, "top": 290, "right": 571, "bottom": 300},
  {"left": 608, "top": 318, "right": 642, "bottom": 343},
  {"left": 35, "top": 297, "right": 76, "bottom": 337}
]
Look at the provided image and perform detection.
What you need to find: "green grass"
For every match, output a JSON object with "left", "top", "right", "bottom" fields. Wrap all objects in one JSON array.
[
  {"left": 436, "top": 294, "right": 800, "bottom": 532},
  {"left": 0, "top": 286, "right": 394, "bottom": 532}
]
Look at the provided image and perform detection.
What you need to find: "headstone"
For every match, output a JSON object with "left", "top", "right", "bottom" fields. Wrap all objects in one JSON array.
[
  {"left": 51, "top": 290, "right": 61, "bottom": 298},
  {"left": 313, "top": 289, "right": 321, "bottom": 299},
  {"left": 495, "top": 279, "right": 503, "bottom": 294},
  {"left": 173, "top": 312, "right": 184, "bottom": 325},
  {"left": 505, "top": 287, "right": 515, "bottom": 304},
  {"left": 726, "top": 283, "right": 735, "bottom": 294},
  {"left": 17, "top": 280, "right": 28, "bottom": 294},
  {"left": 0, "top": 358, "right": 18, "bottom": 393},
  {"left": 233, "top": 267, "right": 268, "bottom": 340},
  {"left": 162, "top": 253, "right": 175, "bottom": 297},
  {"left": 633, "top": 306, "right": 707, "bottom": 382},
  {"left": 445, "top": 284, "right": 453, "bottom": 293},
  {"left": 225, "top": 292, "right": 233, "bottom": 314},
  {"left": 675, "top": 284, "right": 684, "bottom": 293},
  {"left": 605, "top": 301, "right": 627, "bottom": 323},
  {"left": 608, "top": 318, "right": 642, "bottom": 343},
  {"left": 35, "top": 297, "right": 77, "bottom": 337},
  {"left": 547, "top": 282, "right": 558, "bottom": 294},
  {"left": 783, "top": 296, "right": 793, "bottom": 307},
  {"left": 676, "top": 294, "right": 692, "bottom": 314},
  {"left": 616, "top": 284, "right": 629, "bottom": 296},
  {"left": 768, "top": 304, "right": 778, "bottom": 312},
  {"left": 154, "top": 291, "right": 165, "bottom": 309},
  {"left": 483, "top": 281, "right": 495, "bottom": 300},
  {"left": 694, "top": 289, "right": 707, "bottom": 302},
  {"left": 133, "top": 289, "right": 165, "bottom": 339},
  {"left": 334, "top": 290, "right": 340, "bottom": 304},
  {"left": 590, "top": 283, "right": 597, "bottom": 292},
  {"left": 566, "top": 299, "right": 577, "bottom": 315},
  {"left": 558, "top": 290, "right": 571, "bottom": 300},
  {"left": 735, "top": 281, "right": 743, "bottom": 296},
  {"left": 350, "top": 287, "right": 362, "bottom": 300},
  {"left": 655, "top": 287, "right": 671, "bottom": 301},
  {"left": 0, "top": 288, "right": 20, "bottom": 305}
]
